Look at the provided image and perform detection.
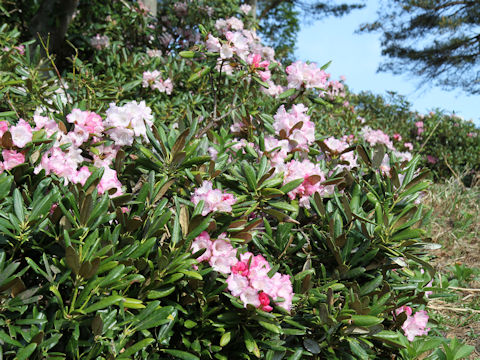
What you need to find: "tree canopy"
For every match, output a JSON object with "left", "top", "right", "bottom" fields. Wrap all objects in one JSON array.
[{"left": 359, "top": 0, "right": 480, "bottom": 94}]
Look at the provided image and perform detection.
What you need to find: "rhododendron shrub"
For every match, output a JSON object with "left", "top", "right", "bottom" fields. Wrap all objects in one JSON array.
[{"left": 0, "top": 2, "right": 474, "bottom": 359}]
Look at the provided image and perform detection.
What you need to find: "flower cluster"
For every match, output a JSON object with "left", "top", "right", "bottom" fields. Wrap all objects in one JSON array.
[
  {"left": 191, "top": 232, "right": 294, "bottom": 312},
  {"left": 323, "top": 136, "right": 358, "bottom": 169},
  {"left": 191, "top": 232, "right": 237, "bottom": 273},
  {"left": 361, "top": 126, "right": 395, "bottom": 150},
  {"left": 395, "top": 306, "right": 430, "bottom": 341},
  {"left": 286, "top": 61, "right": 328, "bottom": 90},
  {"left": 142, "top": 70, "right": 173, "bottom": 94},
  {"left": 321, "top": 79, "right": 346, "bottom": 100},
  {"left": 273, "top": 104, "right": 315, "bottom": 150},
  {"left": 104, "top": 100, "right": 154, "bottom": 146},
  {"left": 415, "top": 121, "right": 424, "bottom": 135},
  {"left": 1, "top": 100, "right": 155, "bottom": 197},
  {"left": 283, "top": 159, "right": 333, "bottom": 208},
  {"left": 206, "top": 16, "right": 276, "bottom": 76},
  {"left": 191, "top": 181, "right": 237, "bottom": 216}
]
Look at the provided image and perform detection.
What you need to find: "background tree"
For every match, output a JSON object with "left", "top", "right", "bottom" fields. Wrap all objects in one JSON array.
[{"left": 359, "top": 0, "right": 480, "bottom": 94}]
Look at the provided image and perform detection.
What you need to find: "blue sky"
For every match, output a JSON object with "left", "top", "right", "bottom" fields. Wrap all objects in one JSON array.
[{"left": 295, "top": 0, "right": 479, "bottom": 125}]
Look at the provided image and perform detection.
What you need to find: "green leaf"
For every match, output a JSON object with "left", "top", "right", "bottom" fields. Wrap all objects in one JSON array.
[
  {"left": 98, "top": 265, "right": 126, "bottom": 287},
  {"left": 147, "top": 286, "right": 176, "bottom": 299},
  {"left": 359, "top": 275, "right": 383, "bottom": 296},
  {"left": 15, "top": 343, "right": 37, "bottom": 360},
  {"left": 29, "top": 190, "right": 56, "bottom": 222},
  {"left": 188, "top": 66, "right": 210, "bottom": 82},
  {"left": 270, "top": 201, "right": 297, "bottom": 212},
  {"left": 346, "top": 315, "right": 383, "bottom": 327},
  {"left": 83, "top": 295, "right": 123, "bottom": 313},
  {"left": 277, "top": 88, "right": 296, "bottom": 99},
  {"left": 303, "top": 339, "right": 320, "bottom": 354},
  {"left": 391, "top": 228, "right": 425, "bottom": 241},
  {"left": 242, "top": 161, "right": 257, "bottom": 192},
  {"left": 259, "top": 321, "right": 282, "bottom": 334},
  {"left": 180, "top": 269, "right": 202, "bottom": 280},
  {"left": 0, "top": 330, "right": 22, "bottom": 347},
  {"left": 0, "top": 174, "right": 13, "bottom": 199},
  {"left": 162, "top": 349, "right": 200, "bottom": 360},
  {"left": 179, "top": 51, "right": 196, "bottom": 58},
  {"left": 134, "top": 306, "right": 175, "bottom": 331},
  {"left": 186, "top": 213, "right": 213, "bottom": 242},
  {"left": 288, "top": 348, "right": 303, "bottom": 360},
  {"left": 118, "top": 338, "right": 154, "bottom": 358},
  {"left": 220, "top": 332, "right": 231, "bottom": 347},
  {"left": 280, "top": 178, "right": 304, "bottom": 194},
  {"left": 348, "top": 339, "right": 368, "bottom": 360},
  {"left": 13, "top": 188, "right": 24, "bottom": 222},
  {"left": 398, "top": 181, "right": 430, "bottom": 201},
  {"left": 244, "top": 328, "right": 260, "bottom": 358}
]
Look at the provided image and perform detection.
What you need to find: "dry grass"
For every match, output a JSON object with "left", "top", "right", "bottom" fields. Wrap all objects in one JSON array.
[
  {"left": 423, "top": 176, "right": 480, "bottom": 271},
  {"left": 423, "top": 176, "right": 480, "bottom": 359}
]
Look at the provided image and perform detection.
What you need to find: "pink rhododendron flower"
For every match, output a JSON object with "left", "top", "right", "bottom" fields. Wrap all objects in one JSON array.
[
  {"left": 0, "top": 121, "right": 9, "bottom": 138},
  {"left": 10, "top": 119, "right": 32, "bottom": 148},
  {"left": 323, "top": 137, "right": 357, "bottom": 169},
  {"left": 404, "top": 142, "right": 413, "bottom": 151},
  {"left": 395, "top": 305, "right": 413, "bottom": 317},
  {"left": 142, "top": 71, "right": 173, "bottom": 94},
  {"left": 191, "top": 181, "right": 237, "bottom": 216},
  {"left": 247, "top": 53, "right": 270, "bottom": 81},
  {"left": 286, "top": 61, "right": 328, "bottom": 89},
  {"left": 208, "top": 146, "right": 218, "bottom": 161},
  {"left": 192, "top": 238, "right": 294, "bottom": 312},
  {"left": 191, "top": 231, "right": 212, "bottom": 262},
  {"left": 273, "top": 104, "right": 315, "bottom": 150},
  {"left": 97, "top": 167, "right": 123, "bottom": 197},
  {"left": 283, "top": 159, "right": 332, "bottom": 208},
  {"left": 424, "top": 280, "right": 433, "bottom": 298},
  {"left": 322, "top": 80, "right": 345, "bottom": 99},
  {"left": 258, "top": 292, "right": 273, "bottom": 312},
  {"left": 361, "top": 127, "right": 395, "bottom": 150},
  {"left": 74, "top": 166, "right": 91, "bottom": 186},
  {"left": 105, "top": 100, "right": 153, "bottom": 146},
  {"left": 402, "top": 310, "right": 430, "bottom": 341},
  {"left": 35, "top": 147, "right": 81, "bottom": 184},
  {"left": 239, "top": 4, "right": 252, "bottom": 14},
  {"left": 393, "top": 133, "right": 402, "bottom": 141},
  {"left": 226, "top": 273, "right": 250, "bottom": 296},
  {"left": 146, "top": 49, "right": 162, "bottom": 57},
  {"left": 264, "top": 136, "right": 289, "bottom": 172},
  {"left": 324, "top": 137, "right": 348, "bottom": 154},
  {"left": 261, "top": 80, "right": 284, "bottom": 97},
  {"left": 415, "top": 121, "right": 425, "bottom": 135},
  {"left": 2, "top": 150, "right": 25, "bottom": 170},
  {"left": 66, "top": 109, "right": 104, "bottom": 146},
  {"left": 205, "top": 34, "right": 221, "bottom": 52}
]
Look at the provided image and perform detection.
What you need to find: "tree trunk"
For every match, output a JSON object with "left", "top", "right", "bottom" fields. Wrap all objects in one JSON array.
[
  {"left": 30, "top": 0, "right": 79, "bottom": 54},
  {"left": 249, "top": 0, "right": 258, "bottom": 20}
]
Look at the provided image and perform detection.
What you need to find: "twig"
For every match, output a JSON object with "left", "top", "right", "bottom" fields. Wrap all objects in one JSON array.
[
  {"left": 443, "top": 154, "right": 463, "bottom": 185},
  {"left": 449, "top": 286, "right": 480, "bottom": 292},
  {"left": 418, "top": 116, "right": 442, "bottom": 153},
  {"left": 427, "top": 304, "right": 480, "bottom": 314}
]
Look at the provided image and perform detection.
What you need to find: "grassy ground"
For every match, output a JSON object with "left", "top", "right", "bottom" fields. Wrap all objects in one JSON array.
[{"left": 423, "top": 176, "right": 480, "bottom": 359}]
